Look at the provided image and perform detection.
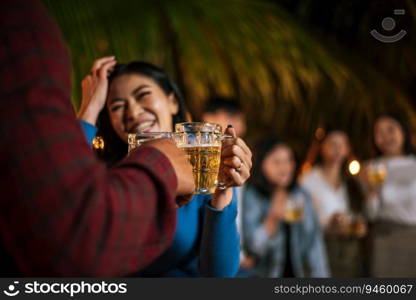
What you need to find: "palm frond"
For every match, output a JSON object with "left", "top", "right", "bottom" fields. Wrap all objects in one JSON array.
[{"left": 43, "top": 0, "right": 415, "bottom": 157}]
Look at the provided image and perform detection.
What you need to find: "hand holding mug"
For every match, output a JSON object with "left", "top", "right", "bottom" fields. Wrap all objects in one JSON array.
[
  {"left": 141, "top": 138, "right": 195, "bottom": 207},
  {"left": 218, "top": 126, "right": 252, "bottom": 188}
]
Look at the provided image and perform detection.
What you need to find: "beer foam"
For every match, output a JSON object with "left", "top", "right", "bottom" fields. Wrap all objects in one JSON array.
[{"left": 177, "top": 144, "right": 220, "bottom": 148}]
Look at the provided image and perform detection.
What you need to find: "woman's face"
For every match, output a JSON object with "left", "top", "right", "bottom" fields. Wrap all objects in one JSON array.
[
  {"left": 262, "top": 145, "right": 295, "bottom": 189},
  {"left": 320, "top": 131, "right": 350, "bottom": 164},
  {"left": 107, "top": 74, "right": 179, "bottom": 142},
  {"left": 374, "top": 116, "right": 405, "bottom": 156}
]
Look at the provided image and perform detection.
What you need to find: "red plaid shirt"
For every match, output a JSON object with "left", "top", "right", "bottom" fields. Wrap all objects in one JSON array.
[{"left": 0, "top": 0, "right": 177, "bottom": 277}]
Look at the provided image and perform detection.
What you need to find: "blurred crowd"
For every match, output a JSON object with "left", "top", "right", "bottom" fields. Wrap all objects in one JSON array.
[{"left": 202, "top": 98, "right": 416, "bottom": 278}]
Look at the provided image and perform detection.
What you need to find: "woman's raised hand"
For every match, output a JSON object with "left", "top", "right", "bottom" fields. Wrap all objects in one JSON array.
[{"left": 78, "top": 56, "right": 117, "bottom": 125}]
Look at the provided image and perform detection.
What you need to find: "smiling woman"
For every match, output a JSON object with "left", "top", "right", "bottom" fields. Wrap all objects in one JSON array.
[
  {"left": 108, "top": 73, "right": 178, "bottom": 139},
  {"left": 93, "top": 61, "right": 188, "bottom": 164},
  {"left": 77, "top": 57, "right": 253, "bottom": 277}
]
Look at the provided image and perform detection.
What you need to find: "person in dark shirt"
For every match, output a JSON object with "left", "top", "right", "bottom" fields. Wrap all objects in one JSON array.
[{"left": 0, "top": 0, "right": 195, "bottom": 277}]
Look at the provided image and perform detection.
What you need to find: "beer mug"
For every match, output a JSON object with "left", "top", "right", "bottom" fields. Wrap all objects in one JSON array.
[
  {"left": 336, "top": 213, "right": 367, "bottom": 238},
  {"left": 174, "top": 122, "right": 230, "bottom": 194},
  {"left": 128, "top": 132, "right": 173, "bottom": 153},
  {"left": 284, "top": 193, "right": 305, "bottom": 223},
  {"left": 366, "top": 161, "right": 387, "bottom": 187},
  {"left": 127, "top": 122, "right": 232, "bottom": 194}
]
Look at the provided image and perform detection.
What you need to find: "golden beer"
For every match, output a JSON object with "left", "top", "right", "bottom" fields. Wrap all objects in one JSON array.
[
  {"left": 128, "top": 122, "right": 226, "bottom": 194},
  {"left": 339, "top": 217, "right": 367, "bottom": 238},
  {"left": 284, "top": 208, "right": 304, "bottom": 223},
  {"left": 367, "top": 168, "right": 386, "bottom": 186},
  {"left": 284, "top": 194, "right": 305, "bottom": 223},
  {"left": 175, "top": 122, "right": 225, "bottom": 194},
  {"left": 180, "top": 145, "right": 221, "bottom": 194}
]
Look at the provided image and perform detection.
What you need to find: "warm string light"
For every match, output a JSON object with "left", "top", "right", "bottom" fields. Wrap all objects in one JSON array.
[
  {"left": 348, "top": 159, "right": 361, "bottom": 175},
  {"left": 92, "top": 136, "right": 105, "bottom": 150}
]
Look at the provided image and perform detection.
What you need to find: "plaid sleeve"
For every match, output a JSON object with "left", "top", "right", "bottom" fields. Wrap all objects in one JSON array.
[{"left": 0, "top": 0, "right": 177, "bottom": 277}]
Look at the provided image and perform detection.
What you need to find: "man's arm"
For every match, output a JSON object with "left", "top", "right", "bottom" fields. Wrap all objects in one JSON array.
[{"left": 0, "top": 0, "right": 177, "bottom": 277}]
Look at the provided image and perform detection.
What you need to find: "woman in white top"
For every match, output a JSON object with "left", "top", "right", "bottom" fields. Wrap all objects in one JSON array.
[
  {"left": 362, "top": 113, "right": 416, "bottom": 277},
  {"left": 301, "top": 128, "right": 367, "bottom": 277}
]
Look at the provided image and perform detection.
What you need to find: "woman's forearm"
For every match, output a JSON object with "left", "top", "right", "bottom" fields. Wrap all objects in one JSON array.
[{"left": 199, "top": 191, "right": 240, "bottom": 277}]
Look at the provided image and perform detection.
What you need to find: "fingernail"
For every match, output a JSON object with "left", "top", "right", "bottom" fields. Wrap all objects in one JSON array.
[{"left": 227, "top": 124, "right": 233, "bottom": 128}]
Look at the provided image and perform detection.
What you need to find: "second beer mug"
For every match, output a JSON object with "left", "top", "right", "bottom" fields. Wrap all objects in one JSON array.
[
  {"left": 174, "top": 122, "right": 226, "bottom": 194},
  {"left": 127, "top": 122, "right": 231, "bottom": 194},
  {"left": 128, "top": 132, "right": 173, "bottom": 153}
]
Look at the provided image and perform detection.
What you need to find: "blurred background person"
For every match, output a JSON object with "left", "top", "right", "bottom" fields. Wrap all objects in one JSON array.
[
  {"left": 301, "top": 128, "right": 367, "bottom": 277},
  {"left": 242, "top": 137, "right": 329, "bottom": 277},
  {"left": 361, "top": 113, "right": 416, "bottom": 277},
  {"left": 201, "top": 97, "right": 254, "bottom": 275},
  {"left": 0, "top": 0, "right": 197, "bottom": 277},
  {"left": 201, "top": 97, "right": 246, "bottom": 138}
]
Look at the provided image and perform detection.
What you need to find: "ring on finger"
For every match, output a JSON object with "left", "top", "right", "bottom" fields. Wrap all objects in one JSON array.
[{"left": 236, "top": 161, "right": 243, "bottom": 172}]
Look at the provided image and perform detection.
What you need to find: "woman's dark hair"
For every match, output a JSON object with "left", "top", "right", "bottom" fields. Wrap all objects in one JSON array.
[
  {"left": 311, "top": 127, "right": 364, "bottom": 214},
  {"left": 373, "top": 112, "right": 415, "bottom": 157},
  {"left": 314, "top": 127, "right": 347, "bottom": 166},
  {"left": 249, "top": 137, "right": 299, "bottom": 199},
  {"left": 95, "top": 61, "right": 188, "bottom": 166}
]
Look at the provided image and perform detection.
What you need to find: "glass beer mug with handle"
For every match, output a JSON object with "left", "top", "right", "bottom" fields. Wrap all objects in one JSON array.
[
  {"left": 174, "top": 122, "right": 232, "bottom": 194},
  {"left": 128, "top": 132, "right": 173, "bottom": 153},
  {"left": 366, "top": 161, "right": 387, "bottom": 187},
  {"left": 127, "top": 122, "right": 232, "bottom": 194},
  {"left": 284, "top": 193, "right": 305, "bottom": 223}
]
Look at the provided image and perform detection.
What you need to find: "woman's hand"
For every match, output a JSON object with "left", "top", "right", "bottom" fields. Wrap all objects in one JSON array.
[
  {"left": 240, "top": 255, "right": 256, "bottom": 269},
  {"left": 327, "top": 213, "right": 368, "bottom": 238},
  {"left": 358, "top": 166, "right": 381, "bottom": 202},
  {"left": 77, "top": 56, "right": 117, "bottom": 125},
  {"left": 327, "top": 213, "right": 349, "bottom": 235},
  {"left": 353, "top": 217, "right": 368, "bottom": 238},
  {"left": 218, "top": 126, "right": 252, "bottom": 187},
  {"left": 262, "top": 190, "right": 287, "bottom": 236},
  {"left": 210, "top": 126, "right": 252, "bottom": 210}
]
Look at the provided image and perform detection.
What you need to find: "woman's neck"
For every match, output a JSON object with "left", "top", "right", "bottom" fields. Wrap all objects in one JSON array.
[
  {"left": 271, "top": 187, "right": 289, "bottom": 206},
  {"left": 320, "top": 161, "right": 343, "bottom": 189},
  {"left": 272, "top": 186, "right": 288, "bottom": 197},
  {"left": 382, "top": 152, "right": 404, "bottom": 159}
]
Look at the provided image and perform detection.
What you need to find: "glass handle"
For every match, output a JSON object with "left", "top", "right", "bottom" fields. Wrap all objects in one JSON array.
[
  {"left": 221, "top": 134, "right": 234, "bottom": 140},
  {"left": 216, "top": 134, "right": 237, "bottom": 190},
  {"left": 216, "top": 181, "right": 229, "bottom": 190}
]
